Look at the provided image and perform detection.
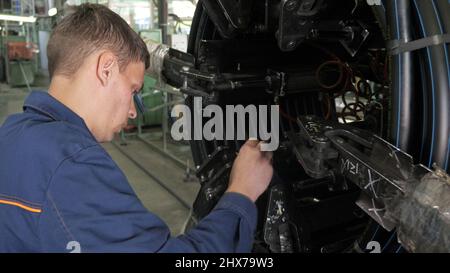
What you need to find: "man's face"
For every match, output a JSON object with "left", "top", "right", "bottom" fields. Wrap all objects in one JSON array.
[{"left": 98, "top": 61, "right": 145, "bottom": 142}]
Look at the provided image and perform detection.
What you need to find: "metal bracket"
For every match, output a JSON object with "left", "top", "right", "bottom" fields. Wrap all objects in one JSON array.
[
  {"left": 202, "top": 0, "right": 253, "bottom": 38},
  {"left": 277, "top": 1, "right": 369, "bottom": 55},
  {"left": 278, "top": 0, "right": 324, "bottom": 51},
  {"left": 264, "top": 183, "right": 296, "bottom": 253},
  {"left": 216, "top": 0, "right": 253, "bottom": 30},
  {"left": 290, "top": 115, "right": 432, "bottom": 232}
]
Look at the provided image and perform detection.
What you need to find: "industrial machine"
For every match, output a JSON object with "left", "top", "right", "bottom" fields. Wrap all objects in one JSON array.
[
  {"left": 146, "top": 0, "right": 450, "bottom": 253},
  {"left": 0, "top": 35, "right": 37, "bottom": 86}
]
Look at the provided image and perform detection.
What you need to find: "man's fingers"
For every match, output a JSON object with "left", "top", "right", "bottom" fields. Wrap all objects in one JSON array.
[
  {"left": 254, "top": 141, "right": 273, "bottom": 162},
  {"left": 245, "top": 138, "right": 259, "bottom": 148},
  {"left": 244, "top": 139, "right": 273, "bottom": 163},
  {"left": 264, "top": 151, "right": 273, "bottom": 162}
]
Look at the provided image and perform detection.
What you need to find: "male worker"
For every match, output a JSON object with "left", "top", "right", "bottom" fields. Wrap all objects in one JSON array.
[{"left": 0, "top": 4, "right": 273, "bottom": 252}]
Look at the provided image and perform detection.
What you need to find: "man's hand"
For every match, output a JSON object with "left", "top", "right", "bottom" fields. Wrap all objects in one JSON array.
[{"left": 226, "top": 139, "right": 274, "bottom": 202}]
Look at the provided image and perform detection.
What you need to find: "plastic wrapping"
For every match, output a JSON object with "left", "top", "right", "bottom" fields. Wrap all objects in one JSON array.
[
  {"left": 144, "top": 39, "right": 170, "bottom": 80},
  {"left": 392, "top": 168, "right": 450, "bottom": 252}
]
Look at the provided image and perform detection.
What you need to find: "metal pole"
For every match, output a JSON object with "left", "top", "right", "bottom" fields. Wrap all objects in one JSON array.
[
  {"left": 158, "top": 0, "right": 168, "bottom": 44},
  {"left": 162, "top": 91, "right": 168, "bottom": 151},
  {"left": 4, "top": 20, "right": 10, "bottom": 84},
  {"left": 18, "top": 61, "right": 32, "bottom": 92}
]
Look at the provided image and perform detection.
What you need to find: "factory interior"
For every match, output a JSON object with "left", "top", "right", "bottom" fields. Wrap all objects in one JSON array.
[
  {"left": 0, "top": 0, "right": 449, "bottom": 254},
  {"left": 0, "top": 0, "right": 200, "bottom": 236}
]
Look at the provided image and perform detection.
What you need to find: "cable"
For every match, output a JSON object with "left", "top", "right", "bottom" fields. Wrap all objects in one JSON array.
[
  {"left": 388, "top": 0, "right": 415, "bottom": 153},
  {"left": 418, "top": 52, "right": 430, "bottom": 161},
  {"left": 431, "top": 0, "right": 450, "bottom": 172},
  {"left": 374, "top": 0, "right": 414, "bottom": 253},
  {"left": 382, "top": 232, "right": 396, "bottom": 252},
  {"left": 315, "top": 60, "right": 345, "bottom": 90},
  {"left": 414, "top": 1, "right": 435, "bottom": 168},
  {"left": 413, "top": 0, "right": 449, "bottom": 169},
  {"left": 389, "top": 0, "right": 414, "bottom": 253},
  {"left": 377, "top": 0, "right": 450, "bottom": 253}
]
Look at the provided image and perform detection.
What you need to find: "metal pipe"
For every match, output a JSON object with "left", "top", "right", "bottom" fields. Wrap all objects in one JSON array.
[{"left": 158, "top": 0, "right": 168, "bottom": 44}]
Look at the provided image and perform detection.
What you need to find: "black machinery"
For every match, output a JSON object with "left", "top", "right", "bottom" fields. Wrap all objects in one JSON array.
[{"left": 146, "top": 0, "right": 450, "bottom": 253}]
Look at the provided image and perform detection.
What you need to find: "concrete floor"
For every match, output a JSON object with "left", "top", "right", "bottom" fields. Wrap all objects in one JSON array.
[{"left": 0, "top": 81, "right": 199, "bottom": 236}]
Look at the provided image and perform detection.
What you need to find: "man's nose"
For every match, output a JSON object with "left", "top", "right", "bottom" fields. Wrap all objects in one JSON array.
[{"left": 129, "top": 96, "right": 137, "bottom": 119}]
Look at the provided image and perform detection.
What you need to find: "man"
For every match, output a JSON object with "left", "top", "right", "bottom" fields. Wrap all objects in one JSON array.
[{"left": 0, "top": 4, "right": 273, "bottom": 252}]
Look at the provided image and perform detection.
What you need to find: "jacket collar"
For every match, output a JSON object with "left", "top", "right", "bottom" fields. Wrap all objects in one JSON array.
[{"left": 23, "top": 91, "right": 95, "bottom": 139}]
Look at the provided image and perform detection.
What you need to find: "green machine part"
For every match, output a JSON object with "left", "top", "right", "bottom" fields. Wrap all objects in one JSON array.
[
  {"left": 131, "top": 75, "right": 164, "bottom": 127},
  {"left": 8, "top": 61, "right": 35, "bottom": 86},
  {"left": 1, "top": 36, "right": 36, "bottom": 87},
  {"left": 130, "top": 29, "right": 164, "bottom": 127},
  {"left": 142, "top": 75, "right": 164, "bottom": 126}
]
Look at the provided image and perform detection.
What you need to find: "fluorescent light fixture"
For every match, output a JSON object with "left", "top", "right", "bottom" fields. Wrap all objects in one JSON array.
[
  {"left": 48, "top": 8, "right": 58, "bottom": 17},
  {"left": 0, "top": 14, "right": 37, "bottom": 23}
]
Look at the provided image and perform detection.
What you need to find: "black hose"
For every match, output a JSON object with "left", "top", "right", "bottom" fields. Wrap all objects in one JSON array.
[
  {"left": 413, "top": 0, "right": 450, "bottom": 170},
  {"left": 434, "top": 0, "right": 450, "bottom": 32},
  {"left": 417, "top": 50, "right": 432, "bottom": 162},
  {"left": 368, "top": 0, "right": 450, "bottom": 254},
  {"left": 387, "top": 0, "right": 416, "bottom": 153},
  {"left": 432, "top": 0, "right": 450, "bottom": 172}
]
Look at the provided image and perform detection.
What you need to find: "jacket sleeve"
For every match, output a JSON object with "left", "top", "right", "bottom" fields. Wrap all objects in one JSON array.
[{"left": 38, "top": 145, "right": 257, "bottom": 253}]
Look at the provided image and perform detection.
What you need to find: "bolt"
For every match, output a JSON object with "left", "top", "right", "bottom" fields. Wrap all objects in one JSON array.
[
  {"left": 286, "top": 40, "right": 296, "bottom": 49},
  {"left": 285, "top": 0, "right": 298, "bottom": 11},
  {"left": 301, "top": 1, "right": 314, "bottom": 11},
  {"left": 205, "top": 188, "right": 215, "bottom": 200},
  {"left": 309, "top": 29, "right": 319, "bottom": 38}
]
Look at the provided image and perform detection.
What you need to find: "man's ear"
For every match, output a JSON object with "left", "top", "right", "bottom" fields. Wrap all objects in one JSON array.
[{"left": 96, "top": 51, "right": 117, "bottom": 86}]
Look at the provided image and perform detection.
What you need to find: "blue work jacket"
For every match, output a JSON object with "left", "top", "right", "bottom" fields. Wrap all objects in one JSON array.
[{"left": 0, "top": 91, "right": 257, "bottom": 253}]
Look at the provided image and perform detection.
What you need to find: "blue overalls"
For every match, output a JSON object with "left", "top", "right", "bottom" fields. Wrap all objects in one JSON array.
[{"left": 0, "top": 91, "right": 257, "bottom": 252}]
